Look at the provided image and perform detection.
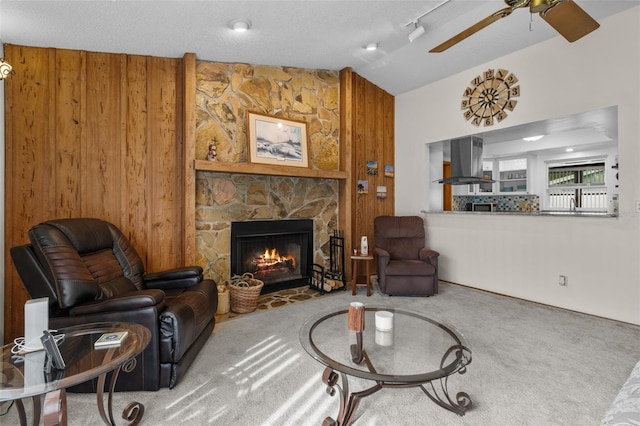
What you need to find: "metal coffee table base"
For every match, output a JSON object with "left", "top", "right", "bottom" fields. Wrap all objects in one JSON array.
[{"left": 320, "top": 347, "right": 472, "bottom": 426}]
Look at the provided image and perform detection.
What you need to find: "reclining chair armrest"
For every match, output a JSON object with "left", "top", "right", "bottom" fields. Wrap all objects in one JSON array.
[
  {"left": 143, "top": 266, "right": 203, "bottom": 290},
  {"left": 69, "top": 289, "right": 165, "bottom": 316},
  {"left": 374, "top": 247, "right": 390, "bottom": 265},
  {"left": 419, "top": 248, "right": 439, "bottom": 266}
]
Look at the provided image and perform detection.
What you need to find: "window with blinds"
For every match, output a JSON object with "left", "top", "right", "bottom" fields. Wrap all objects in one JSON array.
[{"left": 547, "top": 162, "right": 607, "bottom": 210}]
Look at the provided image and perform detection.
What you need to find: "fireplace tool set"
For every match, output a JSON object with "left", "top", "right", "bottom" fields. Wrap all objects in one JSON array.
[{"left": 309, "top": 229, "right": 346, "bottom": 293}]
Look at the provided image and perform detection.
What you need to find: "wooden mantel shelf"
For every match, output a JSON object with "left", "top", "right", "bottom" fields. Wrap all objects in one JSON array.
[{"left": 194, "top": 160, "right": 349, "bottom": 180}]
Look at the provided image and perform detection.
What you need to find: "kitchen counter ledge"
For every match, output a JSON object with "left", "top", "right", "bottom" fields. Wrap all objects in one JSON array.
[{"left": 423, "top": 210, "right": 617, "bottom": 218}]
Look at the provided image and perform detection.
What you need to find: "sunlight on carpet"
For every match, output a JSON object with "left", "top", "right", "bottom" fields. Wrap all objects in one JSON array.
[{"left": 220, "top": 330, "right": 336, "bottom": 425}]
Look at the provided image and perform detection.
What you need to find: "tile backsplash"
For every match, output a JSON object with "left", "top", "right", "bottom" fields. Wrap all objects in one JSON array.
[{"left": 452, "top": 194, "right": 540, "bottom": 212}]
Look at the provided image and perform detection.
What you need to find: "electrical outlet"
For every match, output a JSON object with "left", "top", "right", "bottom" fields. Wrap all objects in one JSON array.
[{"left": 559, "top": 275, "right": 568, "bottom": 286}]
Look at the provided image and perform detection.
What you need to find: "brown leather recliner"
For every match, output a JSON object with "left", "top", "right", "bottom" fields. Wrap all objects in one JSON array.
[
  {"left": 10, "top": 218, "right": 218, "bottom": 391},
  {"left": 374, "top": 215, "right": 439, "bottom": 296}
]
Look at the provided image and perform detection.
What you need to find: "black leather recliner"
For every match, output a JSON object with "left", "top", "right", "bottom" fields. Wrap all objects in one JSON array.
[{"left": 10, "top": 218, "right": 218, "bottom": 391}]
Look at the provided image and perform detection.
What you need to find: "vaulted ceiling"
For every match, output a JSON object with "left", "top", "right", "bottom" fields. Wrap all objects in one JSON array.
[{"left": 1, "top": 1, "right": 637, "bottom": 95}]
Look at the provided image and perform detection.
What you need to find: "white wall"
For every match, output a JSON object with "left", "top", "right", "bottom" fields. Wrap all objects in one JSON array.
[{"left": 395, "top": 8, "right": 640, "bottom": 325}]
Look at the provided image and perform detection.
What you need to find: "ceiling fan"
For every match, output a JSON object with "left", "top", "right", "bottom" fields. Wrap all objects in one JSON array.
[{"left": 429, "top": 0, "right": 600, "bottom": 53}]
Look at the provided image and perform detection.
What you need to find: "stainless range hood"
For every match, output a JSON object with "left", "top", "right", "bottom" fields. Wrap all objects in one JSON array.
[{"left": 437, "top": 136, "right": 493, "bottom": 185}]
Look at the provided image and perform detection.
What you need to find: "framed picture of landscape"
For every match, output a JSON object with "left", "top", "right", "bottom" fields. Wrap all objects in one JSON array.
[{"left": 247, "top": 111, "right": 309, "bottom": 168}]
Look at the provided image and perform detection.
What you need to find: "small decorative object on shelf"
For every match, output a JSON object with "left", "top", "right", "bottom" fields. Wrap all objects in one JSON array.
[
  {"left": 227, "top": 273, "right": 263, "bottom": 313},
  {"left": 207, "top": 142, "right": 218, "bottom": 161}
]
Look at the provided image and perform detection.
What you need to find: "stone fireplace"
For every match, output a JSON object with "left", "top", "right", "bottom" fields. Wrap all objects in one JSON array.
[
  {"left": 231, "top": 219, "right": 313, "bottom": 293},
  {"left": 195, "top": 172, "right": 339, "bottom": 286},
  {"left": 194, "top": 62, "right": 341, "bottom": 287}
]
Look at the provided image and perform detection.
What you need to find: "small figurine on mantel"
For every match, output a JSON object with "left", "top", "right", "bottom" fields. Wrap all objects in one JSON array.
[{"left": 207, "top": 142, "right": 218, "bottom": 161}]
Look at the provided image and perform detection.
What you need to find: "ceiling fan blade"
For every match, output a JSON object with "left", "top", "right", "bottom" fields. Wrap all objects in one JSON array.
[
  {"left": 540, "top": 0, "right": 600, "bottom": 42},
  {"left": 429, "top": 7, "right": 513, "bottom": 53}
]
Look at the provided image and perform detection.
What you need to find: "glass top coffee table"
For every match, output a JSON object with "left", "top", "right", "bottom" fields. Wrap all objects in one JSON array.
[
  {"left": 299, "top": 306, "right": 472, "bottom": 425},
  {"left": 1, "top": 322, "right": 150, "bottom": 426}
]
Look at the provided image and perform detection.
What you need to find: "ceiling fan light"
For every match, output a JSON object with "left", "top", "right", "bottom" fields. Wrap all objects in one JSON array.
[{"left": 530, "top": 0, "right": 550, "bottom": 14}]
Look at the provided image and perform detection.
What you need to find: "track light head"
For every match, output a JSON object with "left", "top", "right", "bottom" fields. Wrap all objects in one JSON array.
[{"left": 408, "top": 24, "right": 426, "bottom": 42}]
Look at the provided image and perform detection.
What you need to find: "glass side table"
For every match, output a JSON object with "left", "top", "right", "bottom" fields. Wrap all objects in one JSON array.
[{"left": 1, "top": 322, "right": 150, "bottom": 426}]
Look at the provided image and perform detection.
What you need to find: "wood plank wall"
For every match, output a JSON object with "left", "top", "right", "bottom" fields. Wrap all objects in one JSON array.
[
  {"left": 3, "top": 45, "right": 191, "bottom": 343},
  {"left": 340, "top": 68, "right": 395, "bottom": 270}
]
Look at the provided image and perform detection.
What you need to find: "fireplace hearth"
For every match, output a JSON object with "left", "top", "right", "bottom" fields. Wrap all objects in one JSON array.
[{"left": 231, "top": 219, "right": 313, "bottom": 293}]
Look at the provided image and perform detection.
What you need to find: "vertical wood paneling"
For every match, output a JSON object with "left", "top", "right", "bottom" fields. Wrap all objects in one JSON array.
[
  {"left": 4, "top": 44, "right": 55, "bottom": 342},
  {"left": 4, "top": 45, "right": 189, "bottom": 342},
  {"left": 182, "top": 53, "right": 196, "bottom": 265},
  {"left": 342, "top": 71, "right": 394, "bottom": 276},
  {"left": 147, "top": 56, "right": 180, "bottom": 271},
  {"left": 55, "top": 49, "right": 84, "bottom": 217},
  {"left": 84, "top": 52, "right": 123, "bottom": 223},
  {"left": 123, "top": 55, "right": 149, "bottom": 257},
  {"left": 338, "top": 68, "right": 354, "bottom": 269},
  {"left": 382, "top": 90, "right": 395, "bottom": 217}
]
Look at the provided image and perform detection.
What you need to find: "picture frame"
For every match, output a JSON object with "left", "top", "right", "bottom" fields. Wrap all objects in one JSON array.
[
  {"left": 247, "top": 111, "right": 309, "bottom": 168},
  {"left": 357, "top": 180, "right": 368, "bottom": 194}
]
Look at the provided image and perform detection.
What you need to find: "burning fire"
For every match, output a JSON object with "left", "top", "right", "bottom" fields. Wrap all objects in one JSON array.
[{"left": 253, "top": 247, "right": 296, "bottom": 269}]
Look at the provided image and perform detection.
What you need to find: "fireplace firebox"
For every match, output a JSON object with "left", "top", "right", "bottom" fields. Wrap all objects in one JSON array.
[{"left": 231, "top": 219, "right": 313, "bottom": 293}]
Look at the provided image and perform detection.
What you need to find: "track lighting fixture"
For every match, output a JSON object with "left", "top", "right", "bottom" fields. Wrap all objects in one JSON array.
[
  {"left": 404, "top": 0, "right": 452, "bottom": 43},
  {"left": 408, "top": 23, "right": 426, "bottom": 42}
]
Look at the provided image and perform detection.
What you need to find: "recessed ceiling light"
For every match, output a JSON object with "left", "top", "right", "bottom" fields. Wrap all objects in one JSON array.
[
  {"left": 230, "top": 19, "right": 251, "bottom": 33},
  {"left": 523, "top": 135, "right": 544, "bottom": 142},
  {"left": 365, "top": 42, "right": 378, "bottom": 51},
  {"left": 565, "top": 148, "right": 574, "bottom": 152}
]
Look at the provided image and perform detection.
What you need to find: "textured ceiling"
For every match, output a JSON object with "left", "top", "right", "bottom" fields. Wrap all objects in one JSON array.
[{"left": 1, "top": 1, "right": 638, "bottom": 95}]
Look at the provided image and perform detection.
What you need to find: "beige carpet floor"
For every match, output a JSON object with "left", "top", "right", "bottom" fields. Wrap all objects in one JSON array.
[{"left": 3, "top": 281, "right": 640, "bottom": 425}]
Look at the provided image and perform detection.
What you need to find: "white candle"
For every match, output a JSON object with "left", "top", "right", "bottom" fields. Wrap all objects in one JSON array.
[{"left": 375, "top": 311, "right": 394, "bottom": 331}]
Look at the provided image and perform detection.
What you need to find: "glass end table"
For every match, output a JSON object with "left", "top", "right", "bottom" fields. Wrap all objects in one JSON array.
[{"left": 1, "top": 322, "right": 150, "bottom": 426}]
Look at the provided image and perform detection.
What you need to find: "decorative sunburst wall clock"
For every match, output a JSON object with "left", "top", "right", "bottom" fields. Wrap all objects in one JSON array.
[{"left": 461, "top": 68, "right": 520, "bottom": 127}]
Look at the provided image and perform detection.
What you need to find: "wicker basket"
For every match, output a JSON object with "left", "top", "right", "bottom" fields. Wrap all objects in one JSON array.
[{"left": 228, "top": 274, "right": 264, "bottom": 313}]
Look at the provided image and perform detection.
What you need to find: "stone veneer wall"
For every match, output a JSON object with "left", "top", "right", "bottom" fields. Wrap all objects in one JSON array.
[{"left": 194, "top": 61, "right": 341, "bottom": 284}]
